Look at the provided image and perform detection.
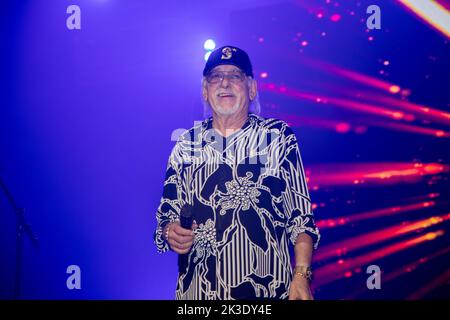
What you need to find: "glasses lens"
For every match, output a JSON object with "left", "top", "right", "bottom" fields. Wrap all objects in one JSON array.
[
  {"left": 231, "top": 73, "right": 244, "bottom": 82},
  {"left": 207, "top": 72, "right": 222, "bottom": 84},
  {"left": 206, "top": 71, "right": 245, "bottom": 84}
]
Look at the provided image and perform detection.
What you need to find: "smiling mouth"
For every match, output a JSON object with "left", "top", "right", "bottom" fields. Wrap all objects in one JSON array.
[{"left": 217, "top": 93, "right": 235, "bottom": 98}]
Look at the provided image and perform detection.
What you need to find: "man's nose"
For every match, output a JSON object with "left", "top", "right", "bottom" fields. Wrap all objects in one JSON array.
[{"left": 219, "top": 76, "right": 230, "bottom": 88}]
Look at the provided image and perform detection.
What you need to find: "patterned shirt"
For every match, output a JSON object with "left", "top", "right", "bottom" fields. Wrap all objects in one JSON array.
[{"left": 154, "top": 113, "right": 320, "bottom": 300}]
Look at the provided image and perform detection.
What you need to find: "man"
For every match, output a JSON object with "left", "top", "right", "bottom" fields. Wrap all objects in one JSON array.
[{"left": 154, "top": 45, "right": 320, "bottom": 300}]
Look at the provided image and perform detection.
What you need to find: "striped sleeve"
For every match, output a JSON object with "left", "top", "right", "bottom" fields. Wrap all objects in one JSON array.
[
  {"left": 280, "top": 125, "right": 320, "bottom": 249},
  {"left": 153, "top": 144, "right": 183, "bottom": 253}
]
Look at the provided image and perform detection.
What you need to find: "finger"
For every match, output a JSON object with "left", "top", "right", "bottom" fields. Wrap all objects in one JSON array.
[
  {"left": 174, "top": 224, "right": 195, "bottom": 236},
  {"left": 178, "top": 242, "right": 193, "bottom": 253},
  {"left": 169, "top": 238, "right": 193, "bottom": 250},
  {"left": 172, "top": 238, "right": 193, "bottom": 249},
  {"left": 169, "top": 239, "right": 188, "bottom": 251},
  {"left": 168, "top": 239, "right": 182, "bottom": 250},
  {"left": 171, "top": 232, "right": 194, "bottom": 244},
  {"left": 172, "top": 242, "right": 192, "bottom": 254},
  {"left": 169, "top": 232, "right": 183, "bottom": 244},
  {"left": 183, "top": 241, "right": 193, "bottom": 249},
  {"left": 168, "top": 234, "right": 189, "bottom": 248}
]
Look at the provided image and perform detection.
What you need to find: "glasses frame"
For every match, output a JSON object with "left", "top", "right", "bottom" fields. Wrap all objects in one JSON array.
[{"left": 205, "top": 70, "right": 247, "bottom": 85}]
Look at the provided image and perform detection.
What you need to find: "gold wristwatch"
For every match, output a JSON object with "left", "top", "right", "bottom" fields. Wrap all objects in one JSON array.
[{"left": 293, "top": 265, "right": 313, "bottom": 281}]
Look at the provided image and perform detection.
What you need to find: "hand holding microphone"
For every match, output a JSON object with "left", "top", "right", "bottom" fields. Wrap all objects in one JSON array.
[{"left": 164, "top": 205, "right": 197, "bottom": 255}]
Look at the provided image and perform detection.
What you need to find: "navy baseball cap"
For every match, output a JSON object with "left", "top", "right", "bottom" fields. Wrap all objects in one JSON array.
[{"left": 203, "top": 45, "right": 254, "bottom": 77}]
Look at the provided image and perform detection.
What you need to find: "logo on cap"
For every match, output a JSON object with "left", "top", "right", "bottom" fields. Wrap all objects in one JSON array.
[{"left": 221, "top": 47, "right": 237, "bottom": 60}]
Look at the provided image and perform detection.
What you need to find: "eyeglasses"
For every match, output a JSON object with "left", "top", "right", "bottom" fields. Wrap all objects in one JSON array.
[{"left": 205, "top": 70, "right": 246, "bottom": 84}]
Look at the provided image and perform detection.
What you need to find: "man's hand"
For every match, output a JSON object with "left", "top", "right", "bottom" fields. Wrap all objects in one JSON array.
[
  {"left": 288, "top": 276, "right": 314, "bottom": 300},
  {"left": 165, "top": 221, "right": 197, "bottom": 254}
]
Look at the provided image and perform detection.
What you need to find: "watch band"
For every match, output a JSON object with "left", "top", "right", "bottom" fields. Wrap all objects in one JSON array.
[{"left": 294, "top": 265, "right": 313, "bottom": 281}]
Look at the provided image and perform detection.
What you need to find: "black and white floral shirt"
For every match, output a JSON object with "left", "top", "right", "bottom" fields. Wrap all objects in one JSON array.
[{"left": 154, "top": 113, "right": 320, "bottom": 300}]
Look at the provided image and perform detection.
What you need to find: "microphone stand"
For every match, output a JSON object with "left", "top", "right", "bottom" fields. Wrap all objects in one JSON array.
[{"left": 0, "top": 177, "right": 39, "bottom": 299}]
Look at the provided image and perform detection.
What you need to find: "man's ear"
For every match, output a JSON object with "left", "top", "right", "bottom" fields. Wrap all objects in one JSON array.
[{"left": 249, "top": 78, "right": 257, "bottom": 100}]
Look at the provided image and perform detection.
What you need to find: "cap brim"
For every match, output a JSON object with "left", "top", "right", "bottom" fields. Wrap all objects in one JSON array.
[{"left": 203, "top": 61, "right": 253, "bottom": 77}]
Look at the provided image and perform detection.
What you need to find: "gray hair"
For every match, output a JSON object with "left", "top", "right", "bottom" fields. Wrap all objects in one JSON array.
[{"left": 201, "top": 77, "right": 261, "bottom": 119}]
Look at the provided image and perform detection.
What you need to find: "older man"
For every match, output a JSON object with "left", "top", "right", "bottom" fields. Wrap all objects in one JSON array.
[{"left": 154, "top": 45, "right": 320, "bottom": 300}]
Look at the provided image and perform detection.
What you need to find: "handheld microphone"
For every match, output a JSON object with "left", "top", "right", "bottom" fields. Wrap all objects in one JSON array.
[
  {"left": 178, "top": 203, "right": 194, "bottom": 274},
  {"left": 180, "top": 204, "right": 193, "bottom": 229}
]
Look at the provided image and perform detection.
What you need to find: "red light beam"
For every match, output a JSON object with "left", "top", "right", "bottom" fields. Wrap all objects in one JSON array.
[
  {"left": 308, "top": 162, "right": 449, "bottom": 188},
  {"left": 313, "top": 230, "right": 445, "bottom": 288},
  {"left": 315, "top": 214, "right": 450, "bottom": 262},
  {"left": 316, "top": 201, "right": 437, "bottom": 230}
]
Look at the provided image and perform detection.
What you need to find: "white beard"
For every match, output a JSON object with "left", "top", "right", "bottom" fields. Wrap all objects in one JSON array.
[{"left": 212, "top": 102, "right": 241, "bottom": 116}]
